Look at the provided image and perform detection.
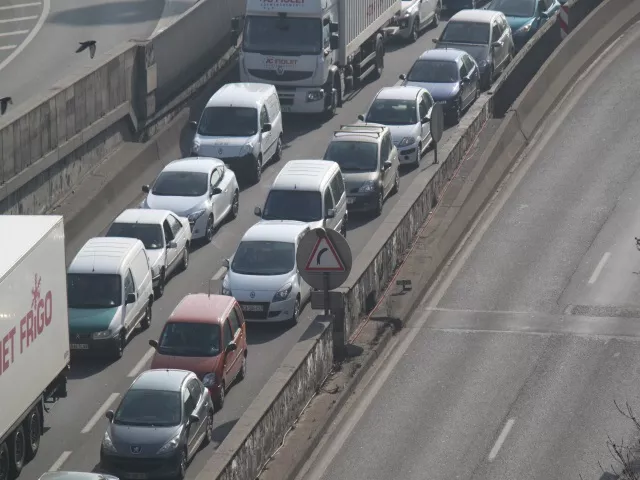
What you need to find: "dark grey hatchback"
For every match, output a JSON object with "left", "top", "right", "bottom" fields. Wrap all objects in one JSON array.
[{"left": 99, "top": 369, "right": 214, "bottom": 480}]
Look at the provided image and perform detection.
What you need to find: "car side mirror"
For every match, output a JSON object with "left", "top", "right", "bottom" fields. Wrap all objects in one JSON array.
[
  {"left": 492, "top": 41, "right": 501, "bottom": 48},
  {"left": 383, "top": 160, "right": 392, "bottom": 170},
  {"left": 189, "top": 414, "right": 200, "bottom": 425},
  {"left": 126, "top": 293, "right": 136, "bottom": 305},
  {"left": 254, "top": 206, "right": 262, "bottom": 217},
  {"left": 222, "top": 258, "right": 230, "bottom": 269},
  {"left": 540, "top": 10, "right": 549, "bottom": 17},
  {"left": 357, "top": 114, "right": 365, "bottom": 121},
  {"left": 167, "top": 241, "right": 178, "bottom": 249},
  {"left": 329, "top": 21, "right": 338, "bottom": 33},
  {"left": 149, "top": 339, "right": 159, "bottom": 349},
  {"left": 421, "top": 115, "right": 430, "bottom": 123},
  {"left": 262, "top": 123, "right": 272, "bottom": 133},
  {"left": 399, "top": 74, "right": 406, "bottom": 80},
  {"left": 142, "top": 185, "right": 150, "bottom": 193},
  {"left": 330, "top": 33, "right": 339, "bottom": 50},
  {"left": 326, "top": 208, "right": 336, "bottom": 219},
  {"left": 189, "top": 120, "right": 198, "bottom": 129},
  {"left": 211, "top": 187, "right": 223, "bottom": 196},
  {"left": 226, "top": 342, "right": 238, "bottom": 353},
  {"left": 432, "top": 38, "right": 438, "bottom": 44},
  {"left": 105, "top": 410, "right": 114, "bottom": 421}
]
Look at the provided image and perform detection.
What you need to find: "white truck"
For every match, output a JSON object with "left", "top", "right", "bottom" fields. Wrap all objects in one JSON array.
[
  {"left": 0, "top": 216, "right": 70, "bottom": 480},
  {"left": 230, "top": 0, "right": 401, "bottom": 116}
]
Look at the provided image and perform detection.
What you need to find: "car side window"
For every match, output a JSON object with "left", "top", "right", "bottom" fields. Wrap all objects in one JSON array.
[
  {"left": 187, "top": 378, "right": 203, "bottom": 401},
  {"left": 381, "top": 134, "right": 391, "bottom": 162},
  {"left": 167, "top": 215, "right": 182, "bottom": 237},
  {"left": 183, "top": 387, "right": 197, "bottom": 417},
  {"left": 223, "top": 319, "right": 233, "bottom": 346},
  {"left": 210, "top": 168, "right": 222, "bottom": 189},
  {"left": 463, "top": 55, "right": 475, "bottom": 73},
  {"left": 260, "top": 105, "right": 269, "bottom": 126},
  {"left": 322, "top": 17, "right": 331, "bottom": 48},
  {"left": 163, "top": 220, "right": 174, "bottom": 242},
  {"left": 324, "top": 186, "right": 334, "bottom": 213},
  {"left": 228, "top": 308, "right": 240, "bottom": 333},
  {"left": 460, "top": 61, "right": 469, "bottom": 79},
  {"left": 492, "top": 22, "right": 501, "bottom": 42},
  {"left": 538, "top": 0, "right": 550, "bottom": 11},
  {"left": 234, "top": 305, "right": 245, "bottom": 326},
  {"left": 124, "top": 269, "right": 135, "bottom": 296},
  {"left": 422, "top": 92, "right": 433, "bottom": 110},
  {"left": 330, "top": 174, "right": 344, "bottom": 201}
]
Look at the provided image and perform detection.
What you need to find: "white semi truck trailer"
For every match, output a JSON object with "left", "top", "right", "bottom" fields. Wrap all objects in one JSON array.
[
  {"left": 231, "top": 0, "right": 401, "bottom": 116},
  {"left": 0, "top": 216, "right": 70, "bottom": 480}
]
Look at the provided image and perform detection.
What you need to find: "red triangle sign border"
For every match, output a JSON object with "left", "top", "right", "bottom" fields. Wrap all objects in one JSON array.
[{"left": 304, "top": 235, "right": 345, "bottom": 272}]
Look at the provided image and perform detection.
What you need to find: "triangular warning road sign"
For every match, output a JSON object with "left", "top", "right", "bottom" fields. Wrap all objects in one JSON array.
[{"left": 305, "top": 236, "right": 345, "bottom": 272}]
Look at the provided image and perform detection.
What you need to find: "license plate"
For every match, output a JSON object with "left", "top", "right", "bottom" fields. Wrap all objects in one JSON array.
[
  {"left": 242, "top": 305, "right": 264, "bottom": 312},
  {"left": 347, "top": 197, "right": 356, "bottom": 204},
  {"left": 70, "top": 343, "right": 89, "bottom": 350},
  {"left": 126, "top": 474, "right": 148, "bottom": 479}
]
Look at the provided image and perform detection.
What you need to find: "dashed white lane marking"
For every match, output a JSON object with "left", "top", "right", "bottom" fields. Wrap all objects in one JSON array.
[
  {"left": 128, "top": 347, "right": 155, "bottom": 378},
  {"left": 0, "top": 30, "right": 28, "bottom": 37},
  {"left": 81, "top": 393, "right": 119, "bottom": 434},
  {"left": 212, "top": 266, "right": 227, "bottom": 280},
  {"left": 0, "top": 15, "right": 38, "bottom": 23},
  {"left": 588, "top": 251, "right": 611, "bottom": 285},
  {"left": 488, "top": 418, "right": 515, "bottom": 461},
  {"left": 0, "top": 45, "right": 16, "bottom": 50},
  {"left": 0, "top": 2, "right": 41, "bottom": 10},
  {"left": 49, "top": 451, "right": 73, "bottom": 471}
]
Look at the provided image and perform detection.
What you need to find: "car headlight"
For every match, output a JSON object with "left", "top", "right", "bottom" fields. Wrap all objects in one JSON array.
[
  {"left": 516, "top": 22, "right": 533, "bottom": 34},
  {"left": 306, "top": 90, "right": 324, "bottom": 102},
  {"left": 202, "top": 373, "right": 217, "bottom": 388},
  {"left": 358, "top": 181, "right": 377, "bottom": 193},
  {"left": 273, "top": 283, "right": 293, "bottom": 302},
  {"left": 192, "top": 140, "right": 200, "bottom": 154},
  {"left": 220, "top": 276, "right": 232, "bottom": 296},
  {"left": 102, "top": 430, "right": 116, "bottom": 453},
  {"left": 239, "top": 143, "right": 254, "bottom": 156},
  {"left": 398, "top": 137, "right": 416, "bottom": 148},
  {"left": 188, "top": 209, "right": 206, "bottom": 222},
  {"left": 92, "top": 330, "right": 112, "bottom": 340},
  {"left": 157, "top": 432, "right": 181, "bottom": 455}
]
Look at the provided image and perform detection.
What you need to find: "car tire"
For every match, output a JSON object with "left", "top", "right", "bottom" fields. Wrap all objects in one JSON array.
[
  {"left": 180, "top": 248, "right": 189, "bottom": 272},
  {"left": 451, "top": 98, "right": 462, "bottom": 125},
  {"left": 238, "top": 354, "right": 247, "bottom": 382},
  {"left": 8, "top": 425, "right": 25, "bottom": 478},
  {"left": 205, "top": 215, "right": 215, "bottom": 243},
  {"left": 140, "top": 301, "right": 152, "bottom": 330},
  {"left": 391, "top": 171, "right": 400, "bottom": 195},
  {"left": 202, "top": 410, "right": 214, "bottom": 446},
  {"left": 24, "top": 407, "right": 41, "bottom": 461},
  {"left": 0, "top": 442, "right": 10, "bottom": 480},
  {"left": 431, "top": 2, "right": 441, "bottom": 26},
  {"left": 474, "top": 80, "right": 480, "bottom": 101},
  {"left": 415, "top": 142, "right": 423, "bottom": 166},
  {"left": 154, "top": 270, "right": 165, "bottom": 298},
  {"left": 113, "top": 332, "right": 125, "bottom": 360},
  {"left": 340, "top": 217, "right": 348, "bottom": 238},
  {"left": 288, "top": 297, "right": 300, "bottom": 327},
  {"left": 483, "top": 65, "right": 494, "bottom": 90},
  {"left": 408, "top": 19, "right": 418, "bottom": 43},
  {"left": 374, "top": 189, "right": 384, "bottom": 217},
  {"left": 214, "top": 382, "right": 225, "bottom": 412},
  {"left": 230, "top": 190, "right": 239, "bottom": 220},
  {"left": 273, "top": 136, "right": 283, "bottom": 162},
  {"left": 176, "top": 449, "right": 187, "bottom": 480},
  {"left": 249, "top": 156, "right": 262, "bottom": 184}
]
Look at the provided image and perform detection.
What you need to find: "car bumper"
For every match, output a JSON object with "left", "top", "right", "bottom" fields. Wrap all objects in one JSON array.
[
  {"left": 100, "top": 451, "right": 182, "bottom": 479},
  {"left": 237, "top": 296, "right": 297, "bottom": 323},
  {"left": 347, "top": 191, "right": 379, "bottom": 213},
  {"left": 386, "top": 18, "right": 413, "bottom": 39},
  {"left": 69, "top": 332, "right": 119, "bottom": 355}
]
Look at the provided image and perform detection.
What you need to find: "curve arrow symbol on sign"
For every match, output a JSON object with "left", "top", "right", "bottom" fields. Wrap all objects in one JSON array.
[{"left": 316, "top": 248, "right": 328, "bottom": 265}]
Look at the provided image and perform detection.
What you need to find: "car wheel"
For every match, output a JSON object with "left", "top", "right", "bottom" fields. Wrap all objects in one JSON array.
[
  {"left": 409, "top": 19, "right": 418, "bottom": 43},
  {"left": 230, "top": 190, "right": 239, "bottom": 220},
  {"left": 475, "top": 80, "right": 480, "bottom": 101},
  {"left": 238, "top": 354, "right": 247, "bottom": 381},
  {"left": 203, "top": 410, "right": 214, "bottom": 445},
  {"left": 176, "top": 449, "right": 187, "bottom": 480},
  {"left": 274, "top": 136, "right": 283, "bottom": 162},
  {"left": 340, "top": 217, "right": 348, "bottom": 238},
  {"left": 483, "top": 65, "right": 494, "bottom": 90},
  {"left": 451, "top": 98, "right": 462, "bottom": 125},
  {"left": 113, "top": 332, "right": 125, "bottom": 360},
  {"left": 205, "top": 215, "right": 215, "bottom": 243},
  {"left": 214, "top": 382, "right": 225, "bottom": 411},
  {"left": 287, "top": 296, "right": 300, "bottom": 327},
  {"left": 249, "top": 156, "right": 262, "bottom": 184},
  {"left": 415, "top": 142, "right": 423, "bottom": 166},
  {"left": 374, "top": 190, "right": 384, "bottom": 217},
  {"left": 9, "top": 425, "right": 25, "bottom": 478},
  {"left": 24, "top": 407, "right": 41, "bottom": 461},
  {"left": 154, "top": 270, "right": 165, "bottom": 298},
  {"left": 432, "top": 2, "right": 441, "bottom": 26},
  {"left": 140, "top": 302, "right": 152, "bottom": 330},
  {"left": 180, "top": 248, "right": 189, "bottom": 272},
  {"left": 391, "top": 171, "right": 400, "bottom": 195},
  {"left": 0, "top": 443, "right": 10, "bottom": 480}
]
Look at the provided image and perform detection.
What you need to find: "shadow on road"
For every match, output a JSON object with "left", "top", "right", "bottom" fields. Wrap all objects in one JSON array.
[
  {"left": 48, "top": 0, "right": 193, "bottom": 26},
  {"left": 247, "top": 322, "right": 290, "bottom": 345}
]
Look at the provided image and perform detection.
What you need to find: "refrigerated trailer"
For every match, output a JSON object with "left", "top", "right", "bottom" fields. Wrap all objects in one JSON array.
[
  {"left": 0, "top": 216, "right": 70, "bottom": 480},
  {"left": 231, "top": 0, "right": 402, "bottom": 116}
]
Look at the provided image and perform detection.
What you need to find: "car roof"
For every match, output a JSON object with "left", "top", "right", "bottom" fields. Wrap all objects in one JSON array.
[
  {"left": 241, "top": 220, "right": 310, "bottom": 243},
  {"left": 168, "top": 294, "right": 235, "bottom": 325},
  {"left": 131, "top": 369, "right": 192, "bottom": 392},
  {"left": 331, "top": 124, "right": 386, "bottom": 144},
  {"left": 449, "top": 9, "right": 500, "bottom": 23},
  {"left": 113, "top": 209, "right": 173, "bottom": 225},
  {"left": 206, "top": 83, "right": 275, "bottom": 109},
  {"left": 418, "top": 48, "right": 466, "bottom": 61},
  {"left": 38, "top": 473, "right": 119, "bottom": 480},
  {"left": 163, "top": 157, "right": 225, "bottom": 174},
  {"left": 69, "top": 237, "right": 142, "bottom": 275},
  {"left": 272, "top": 160, "right": 339, "bottom": 191},
  {"left": 375, "top": 86, "right": 423, "bottom": 101}
]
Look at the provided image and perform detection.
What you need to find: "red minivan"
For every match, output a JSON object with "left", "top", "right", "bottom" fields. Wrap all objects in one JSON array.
[{"left": 149, "top": 293, "right": 247, "bottom": 410}]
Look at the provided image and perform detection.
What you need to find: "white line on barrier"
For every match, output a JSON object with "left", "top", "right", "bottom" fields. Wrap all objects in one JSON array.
[
  {"left": 212, "top": 266, "right": 227, "bottom": 281},
  {"left": 0, "top": 29, "right": 28, "bottom": 37},
  {"left": 0, "top": 15, "right": 38, "bottom": 23},
  {"left": 488, "top": 418, "right": 515, "bottom": 461},
  {"left": 81, "top": 393, "right": 119, "bottom": 434},
  {"left": 49, "top": 451, "right": 73, "bottom": 471},
  {"left": 0, "top": 45, "right": 16, "bottom": 50},
  {"left": 128, "top": 347, "right": 155, "bottom": 378},
  {"left": 588, "top": 252, "right": 610, "bottom": 285},
  {"left": 0, "top": 2, "right": 41, "bottom": 10}
]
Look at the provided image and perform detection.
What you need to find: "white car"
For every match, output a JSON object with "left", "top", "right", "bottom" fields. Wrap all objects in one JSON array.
[
  {"left": 140, "top": 157, "right": 239, "bottom": 243},
  {"left": 105, "top": 209, "right": 191, "bottom": 297},
  {"left": 390, "top": 0, "right": 441, "bottom": 43},
  {"left": 358, "top": 86, "right": 434, "bottom": 166},
  {"left": 220, "top": 221, "right": 311, "bottom": 325}
]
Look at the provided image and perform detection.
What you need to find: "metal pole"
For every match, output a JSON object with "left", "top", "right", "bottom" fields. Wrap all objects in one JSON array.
[
  {"left": 433, "top": 142, "right": 438, "bottom": 165},
  {"left": 323, "top": 272, "right": 330, "bottom": 320}
]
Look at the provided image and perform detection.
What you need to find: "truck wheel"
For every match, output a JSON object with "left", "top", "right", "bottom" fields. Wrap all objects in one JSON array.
[
  {"left": 0, "top": 443, "right": 9, "bottom": 480},
  {"left": 372, "top": 40, "right": 384, "bottom": 80},
  {"left": 24, "top": 407, "right": 41, "bottom": 461},
  {"left": 9, "top": 425, "right": 25, "bottom": 477}
]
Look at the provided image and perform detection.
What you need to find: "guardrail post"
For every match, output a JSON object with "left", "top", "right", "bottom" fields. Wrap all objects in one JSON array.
[{"left": 311, "top": 290, "right": 347, "bottom": 361}]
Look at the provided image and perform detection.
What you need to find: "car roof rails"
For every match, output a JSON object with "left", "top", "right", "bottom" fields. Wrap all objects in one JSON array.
[{"left": 334, "top": 124, "right": 385, "bottom": 138}]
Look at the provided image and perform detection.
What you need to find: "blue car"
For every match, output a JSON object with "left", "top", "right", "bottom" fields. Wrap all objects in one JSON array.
[
  {"left": 485, "top": 0, "right": 560, "bottom": 50},
  {"left": 399, "top": 48, "right": 481, "bottom": 125}
]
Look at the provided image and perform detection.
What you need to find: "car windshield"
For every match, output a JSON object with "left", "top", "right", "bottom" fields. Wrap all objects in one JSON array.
[
  {"left": 106, "top": 223, "right": 164, "bottom": 250},
  {"left": 67, "top": 273, "right": 121, "bottom": 309},
  {"left": 114, "top": 389, "right": 181, "bottom": 427},
  {"left": 366, "top": 99, "right": 418, "bottom": 125},
  {"left": 157, "top": 322, "right": 221, "bottom": 357},
  {"left": 324, "top": 141, "right": 379, "bottom": 172},
  {"left": 262, "top": 190, "right": 323, "bottom": 222},
  {"left": 243, "top": 15, "right": 322, "bottom": 55},
  {"left": 440, "top": 21, "right": 490, "bottom": 44},
  {"left": 197, "top": 106, "right": 258, "bottom": 137},
  {"left": 151, "top": 171, "right": 208, "bottom": 197},
  {"left": 407, "top": 60, "right": 460, "bottom": 83},
  {"left": 488, "top": 0, "right": 536, "bottom": 17},
  {"left": 231, "top": 241, "right": 295, "bottom": 276}
]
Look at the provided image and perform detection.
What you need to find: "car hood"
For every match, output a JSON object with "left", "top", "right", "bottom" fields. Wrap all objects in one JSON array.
[
  {"left": 508, "top": 16, "right": 535, "bottom": 32},
  {"left": 108, "top": 423, "right": 182, "bottom": 457},
  {"left": 194, "top": 135, "right": 256, "bottom": 158},
  {"left": 150, "top": 353, "right": 221, "bottom": 378},
  {"left": 344, "top": 172, "right": 379, "bottom": 193},
  {"left": 226, "top": 271, "right": 294, "bottom": 301},
  {"left": 437, "top": 42, "right": 489, "bottom": 65},
  {"left": 68, "top": 307, "right": 119, "bottom": 333},
  {"left": 145, "top": 195, "right": 206, "bottom": 216},
  {"left": 404, "top": 81, "right": 460, "bottom": 101},
  {"left": 387, "top": 124, "right": 420, "bottom": 145},
  {"left": 146, "top": 249, "right": 165, "bottom": 269}
]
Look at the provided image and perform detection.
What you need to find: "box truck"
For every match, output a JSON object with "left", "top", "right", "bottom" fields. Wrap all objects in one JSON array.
[
  {"left": 0, "top": 216, "right": 70, "bottom": 480},
  {"left": 230, "top": 0, "right": 401, "bottom": 116}
]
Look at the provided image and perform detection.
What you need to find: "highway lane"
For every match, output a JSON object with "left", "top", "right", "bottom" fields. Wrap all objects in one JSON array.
[
  {"left": 0, "top": 0, "right": 44, "bottom": 64},
  {"left": 19, "top": 20, "right": 475, "bottom": 479},
  {"left": 295, "top": 21, "right": 640, "bottom": 480},
  {"left": 0, "top": 0, "right": 197, "bottom": 114}
]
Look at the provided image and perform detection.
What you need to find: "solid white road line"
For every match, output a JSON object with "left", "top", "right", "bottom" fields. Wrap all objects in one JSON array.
[
  {"left": 0, "top": 45, "right": 16, "bottom": 50},
  {"left": 81, "top": 393, "right": 119, "bottom": 434},
  {"left": 488, "top": 418, "right": 515, "bottom": 461},
  {"left": 0, "top": 2, "right": 41, "bottom": 10},
  {"left": 0, "top": 30, "right": 28, "bottom": 37},
  {"left": 0, "top": 15, "right": 38, "bottom": 23},
  {"left": 49, "top": 451, "right": 73, "bottom": 471},
  {"left": 212, "top": 266, "right": 227, "bottom": 281},
  {"left": 588, "top": 252, "right": 611, "bottom": 285},
  {"left": 128, "top": 347, "right": 155, "bottom": 377}
]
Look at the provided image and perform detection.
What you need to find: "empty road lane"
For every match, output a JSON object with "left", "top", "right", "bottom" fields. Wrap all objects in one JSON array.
[{"left": 297, "top": 21, "right": 640, "bottom": 480}]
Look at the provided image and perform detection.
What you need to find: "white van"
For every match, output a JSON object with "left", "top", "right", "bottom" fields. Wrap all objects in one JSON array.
[
  {"left": 254, "top": 160, "right": 348, "bottom": 237},
  {"left": 190, "top": 82, "right": 283, "bottom": 185},
  {"left": 67, "top": 237, "right": 154, "bottom": 360}
]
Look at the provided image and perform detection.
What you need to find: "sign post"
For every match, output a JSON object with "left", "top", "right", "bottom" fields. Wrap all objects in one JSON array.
[{"left": 430, "top": 103, "right": 444, "bottom": 165}]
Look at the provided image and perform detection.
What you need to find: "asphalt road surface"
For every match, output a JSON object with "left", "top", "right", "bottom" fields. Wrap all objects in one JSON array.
[
  {"left": 295, "top": 21, "right": 640, "bottom": 480},
  {"left": 0, "top": 0, "right": 197, "bottom": 114},
  {"left": 18, "top": 18, "right": 476, "bottom": 479}
]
